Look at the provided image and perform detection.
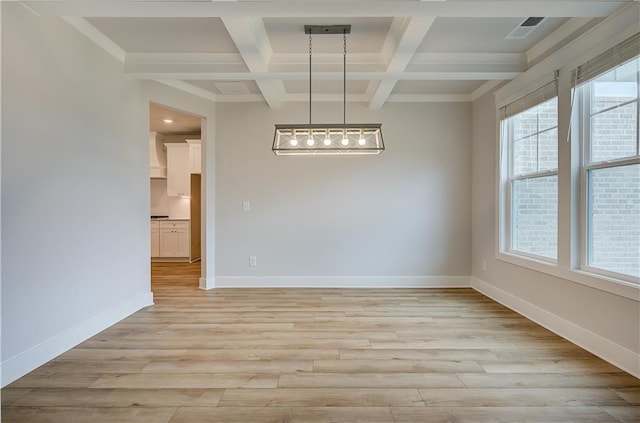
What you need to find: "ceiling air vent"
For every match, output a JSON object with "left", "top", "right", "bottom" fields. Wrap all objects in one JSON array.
[{"left": 506, "top": 17, "right": 545, "bottom": 39}]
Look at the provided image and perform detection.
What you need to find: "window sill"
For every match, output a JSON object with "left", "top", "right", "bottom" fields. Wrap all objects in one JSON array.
[{"left": 496, "top": 251, "right": 640, "bottom": 302}]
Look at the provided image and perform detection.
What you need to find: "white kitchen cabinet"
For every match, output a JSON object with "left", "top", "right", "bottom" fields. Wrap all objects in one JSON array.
[
  {"left": 150, "top": 221, "right": 160, "bottom": 257},
  {"left": 187, "top": 139, "right": 201, "bottom": 174},
  {"left": 159, "top": 220, "right": 189, "bottom": 257},
  {"left": 165, "top": 143, "right": 190, "bottom": 196}
]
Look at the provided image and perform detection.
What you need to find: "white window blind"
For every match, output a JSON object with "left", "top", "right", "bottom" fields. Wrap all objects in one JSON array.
[
  {"left": 500, "top": 79, "right": 558, "bottom": 120},
  {"left": 571, "top": 32, "right": 640, "bottom": 87}
]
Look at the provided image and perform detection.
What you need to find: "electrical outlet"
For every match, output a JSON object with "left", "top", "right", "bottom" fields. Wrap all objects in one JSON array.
[
  {"left": 243, "top": 201, "right": 251, "bottom": 212},
  {"left": 482, "top": 260, "right": 487, "bottom": 272},
  {"left": 249, "top": 256, "right": 257, "bottom": 267}
]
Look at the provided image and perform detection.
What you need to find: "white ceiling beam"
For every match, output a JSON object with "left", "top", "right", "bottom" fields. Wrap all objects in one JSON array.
[
  {"left": 126, "top": 53, "right": 245, "bottom": 66},
  {"left": 62, "top": 17, "right": 126, "bottom": 63},
  {"left": 221, "top": 16, "right": 285, "bottom": 108},
  {"left": 126, "top": 70, "right": 522, "bottom": 81},
  {"left": 411, "top": 53, "right": 525, "bottom": 66},
  {"left": 388, "top": 93, "right": 471, "bottom": 103},
  {"left": 271, "top": 53, "right": 385, "bottom": 67},
  {"left": 25, "top": 1, "right": 628, "bottom": 18},
  {"left": 154, "top": 79, "right": 219, "bottom": 102},
  {"left": 369, "top": 16, "right": 436, "bottom": 109}
]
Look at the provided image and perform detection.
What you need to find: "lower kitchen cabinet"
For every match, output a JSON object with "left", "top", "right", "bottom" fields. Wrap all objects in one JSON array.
[
  {"left": 152, "top": 220, "right": 190, "bottom": 260},
  {"left": 151, "top": 221, "right": 160, "bottom": 257}
]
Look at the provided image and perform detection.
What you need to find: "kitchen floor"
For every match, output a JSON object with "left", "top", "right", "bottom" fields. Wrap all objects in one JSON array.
[{"left": 1, "top": 265, "right": 639, "bottom": 422}]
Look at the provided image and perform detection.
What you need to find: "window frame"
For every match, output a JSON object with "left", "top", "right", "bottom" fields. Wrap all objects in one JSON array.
[
  {"left": 500, "top": 95, "right": 559, "bottom": 263},
  {"left": 578, "top": 61, "right": 640, "bottom": 283}
]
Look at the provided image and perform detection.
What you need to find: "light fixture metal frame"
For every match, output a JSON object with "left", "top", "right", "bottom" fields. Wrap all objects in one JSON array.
[{"left": 272, "top": 24, "right": 385, "bottom": 156}]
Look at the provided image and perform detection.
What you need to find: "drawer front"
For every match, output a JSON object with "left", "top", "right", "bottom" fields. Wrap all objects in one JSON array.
[{"left": 159, "top": 221, "right": 189, "bottom": 229}]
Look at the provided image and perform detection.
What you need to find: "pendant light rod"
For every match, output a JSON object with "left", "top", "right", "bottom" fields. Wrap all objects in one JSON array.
[
  {"left": 343, "top": 29, "right": 347, "bottom": 126},
  {"left": 309, "top": 31, "right": 312, "bottom": 127}
]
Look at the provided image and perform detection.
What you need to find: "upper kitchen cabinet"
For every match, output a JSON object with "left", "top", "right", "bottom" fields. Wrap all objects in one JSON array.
[
  {"left": 165, "top": 143, "right": 190, "bottom": 197},
  {"left": 186, "top": 139, "right": 202, "bottom": 174}
]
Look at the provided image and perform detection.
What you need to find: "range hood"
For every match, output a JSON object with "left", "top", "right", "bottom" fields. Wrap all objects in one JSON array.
[{"left": 149, "top": 131, "right": 167, "bottom": 178}]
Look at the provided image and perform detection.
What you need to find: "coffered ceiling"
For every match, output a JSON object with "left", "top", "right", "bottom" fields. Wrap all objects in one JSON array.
[{"left": 22, "top": 0, "right": 631, "bottom": 108}]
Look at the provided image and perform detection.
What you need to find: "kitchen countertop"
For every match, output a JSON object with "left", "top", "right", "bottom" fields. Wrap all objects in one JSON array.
[{"left": 150, "top": 218, "right": 190, "bottom": 221}]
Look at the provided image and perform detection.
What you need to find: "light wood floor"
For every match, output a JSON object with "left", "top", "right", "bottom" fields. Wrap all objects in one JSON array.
[{"left": 2, "top": 263, "right": 639, "bottom": 422}]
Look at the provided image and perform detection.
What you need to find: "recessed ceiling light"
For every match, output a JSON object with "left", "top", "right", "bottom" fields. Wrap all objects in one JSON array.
[{"left": 163, "top": 119, "right": 173, "bottom": 124}]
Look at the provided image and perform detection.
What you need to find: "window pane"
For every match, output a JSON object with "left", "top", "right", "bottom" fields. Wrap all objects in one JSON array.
[
  {"left": 513, "top": 107, "right": 538, "bottom": 141},
  {"left": 588, "top": 164, "right": 640, "bottom": 278},
  {"left": 590, "top": 101, "right": 638, "bottom": 163},
  {"left": 538, "top": 98, "right": 558, "bottom": 132},
  {"left": 512, "top": 176, "right": 558, "bottom": 259},
  {"left": 538, "top": 128, "right": 558, "bottom": 172},
  {"left": 591, "top": 58, "right": 639, "bottom": 113},
  {"left": 513, "top": 135, "right": 537, "bottom": 175}
]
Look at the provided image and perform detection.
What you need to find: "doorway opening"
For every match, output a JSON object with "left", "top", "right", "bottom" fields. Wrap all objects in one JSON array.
[{"left": 148, "top": 102, "right": 204, "bottom": 290}]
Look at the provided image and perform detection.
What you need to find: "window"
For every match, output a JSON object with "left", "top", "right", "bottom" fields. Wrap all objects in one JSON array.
[
  {"left": 577, "top": 55, "right": 640, "bottom": 279},
  {"left": 500, "top": 83, "right": 559, "bottom": 260}
]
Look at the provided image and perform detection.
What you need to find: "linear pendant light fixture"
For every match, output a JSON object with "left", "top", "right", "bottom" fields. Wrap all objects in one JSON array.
[{"left": 272, "top": 25, "right": 384, "bottom": 155}]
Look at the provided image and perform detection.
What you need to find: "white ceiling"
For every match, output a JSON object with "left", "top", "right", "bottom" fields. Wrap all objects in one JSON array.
[
  {"left": 28, "top": 0, "right": 633, "bottom": 108},
  {"left": 149, "top": 102, "right": 201, "bottom": 135}
]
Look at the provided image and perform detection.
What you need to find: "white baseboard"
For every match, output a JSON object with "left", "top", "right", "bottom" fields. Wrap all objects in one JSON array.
[
  {"left": 1, "top": 291, "right": 154, "bottom": 387},
  {"left": 199, "top": 277, "right": 214, "bottom": 290},
  {"left": 471, "top": 277, "right": 640, "bottom": 378},
  {"left": 215, "top": 275, "right": 470, "bottom": 288}
]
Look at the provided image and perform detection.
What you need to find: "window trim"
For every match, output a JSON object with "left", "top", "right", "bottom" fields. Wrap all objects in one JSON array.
[
  {"left": 578, "top": 59, "right": 640, "bottom": 283},
  {"left": 496, "top": 251, "right": 640, "bottom": 301},
  {"left": 500, "top": 95, "right": 559, "bottom": 263}
]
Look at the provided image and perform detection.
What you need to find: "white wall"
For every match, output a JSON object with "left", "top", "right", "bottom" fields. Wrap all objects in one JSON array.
[
  {"left": 470, "top": 5, "right": 640, "bottom": 377},
  {"left": 1, "top": 3, "right": 152, "bottom": 386},
  {"left": 215, "top": 101, "right": 471, "bottom": 287}
]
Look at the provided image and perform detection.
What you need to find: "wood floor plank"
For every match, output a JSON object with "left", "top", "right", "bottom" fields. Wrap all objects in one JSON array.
[
  {"left": 418, "top": 388, "right": 630, "bottom": 406},
  {"left": 611, "top": 387, "right": 640, "bottom": 405},
  {"left": 36, "top": 360, "right": 148, "bottom": 374},
  {"left": 338, "top": 348, "right": 499, "bottom": 361},
  {"left": 6, "top": 372, "right": 101, "bottom": 389},
  {"left": 2, "top": 262, "right": 638, "bottom": 423},
  {"left": 2, "top": 406, "right": 178, "bottom": 423},
  {"left": 391, "top": 406, "right": 621, "bottom": 423},
  {"left": 480, "top": 359, "right": 622, "bottom": 374},
  {"left": 278, "top": 372, "right": 464, "bottom": 388},
  {"left": 313, "top": 359, "right": 483, "bottom": 373},
  {"left": 11, "top": 388, "right": 223, "bottom": 407},
  {"left": 57, "top": 348, "right": 189, "bottom": 361},
  {"left": 601, "top": 406, "right": 640, "bottom": 423},
  {"left": 1, "top": 388, "right": 32, "bottom": 406},
  {"left": 169, "top": 406, "right": 395, "bottom": 423},
  {"left": 90, "top": 373, "right": 278, "bottom": 389},
  {"left": 182, "top": 348, "right": 339, "bottom": 361},
  {"left": 141, "top": 360, "right": 313, "bottom": 373},
  {"left": 458, "top": 372, "right": 640, "bottom": 388},
  {"left": 217, "top": 388, "right": 424, "bottom": 407}
]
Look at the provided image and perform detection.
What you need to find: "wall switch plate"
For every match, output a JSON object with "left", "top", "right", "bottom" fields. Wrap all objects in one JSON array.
[
  {"left": 243, "top": 201, "right": 251, "bottom": 211},
  {"left": 249, "top": 256, "right": 257, "bottom": 267}
]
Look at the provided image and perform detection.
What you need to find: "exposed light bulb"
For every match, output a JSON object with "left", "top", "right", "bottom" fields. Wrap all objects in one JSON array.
[
  {"left": 307, "top": 137, "right": 315, "bottom": 146},
  {"left": 324, "top": 138, "right": 331, "bottom": 146},
  {"left": 341, "top": 136, "right": 349, "bottom": 146},
  {"left": 290, "top": 139, "right": 298, "bottom": 146},
  {"left": 358, "top": 137, "right": 366, "bottom": 146}
]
